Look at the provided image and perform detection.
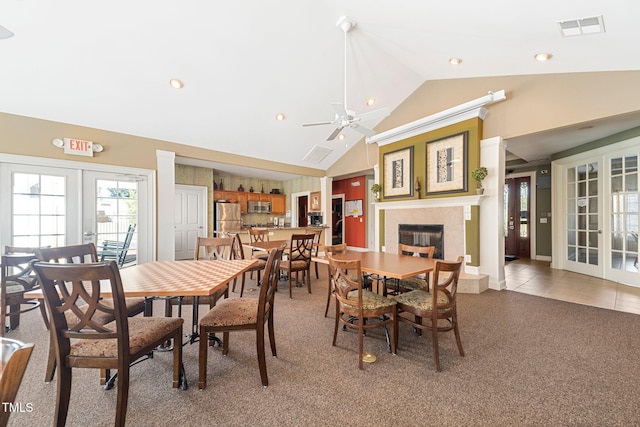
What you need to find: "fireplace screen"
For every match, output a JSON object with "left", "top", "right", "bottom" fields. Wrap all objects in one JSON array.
[{"left": 398, "top": 224, "right": 444, "bottom": 259}]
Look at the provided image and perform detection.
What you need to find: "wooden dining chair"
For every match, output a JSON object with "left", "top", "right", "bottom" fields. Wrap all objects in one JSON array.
[
  {"left": 31, "top": 260, "right": 184, "bottom": 427},
  {"left": 198, "top": 243, "right": 285, "bottom": 389},
  {"left": 248, "top": 228, "right": 270, "bottom": 261},
  {"left": 393, "top": 256, "right": 464, "bottom": 371},
  {"left": 1, "top": 252, "right": 47, "bottom": 335},
  {"left": 0, "top": 337, "right": 34, "bottom": 426},
  {"left": 323, "top": 243, "right": 347, "bottom": 317},
  {"left": 387, "top": 244, "right": 436, "bottom": 295},
  {"left": 36, "top": 243, "right": 146, "bottom": 385},
  {"left": 279, "top": 233, "right": 314, "bottom": 298},
  {"left": 328, "top": 255, "right": 397, "bottom": 370},
  {"left": 230, "top": 233, "right": 266, "bottom": 297},
  {"left": 305, "top": 227, "right": 323, "bottom": 279}
]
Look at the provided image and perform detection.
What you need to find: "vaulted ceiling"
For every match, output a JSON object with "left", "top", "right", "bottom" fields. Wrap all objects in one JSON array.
[{"left": 1, "top": 1, "right": 639, "bottom": 178}]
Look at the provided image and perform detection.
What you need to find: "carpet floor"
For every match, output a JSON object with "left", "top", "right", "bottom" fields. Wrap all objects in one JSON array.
[{"left": 6, "top": 266, "right": 640, "bottom": 426}]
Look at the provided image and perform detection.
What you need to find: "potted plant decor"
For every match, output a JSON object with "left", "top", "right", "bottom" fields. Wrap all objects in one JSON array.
[
  {"left": 471, "top": 166, "right": 488, "bottom": 195},
  {"left": 370, "top": 183, "right": 382, "bottom": 202}
]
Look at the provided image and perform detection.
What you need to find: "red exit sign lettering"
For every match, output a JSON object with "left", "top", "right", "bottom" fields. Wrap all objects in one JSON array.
[{"left": 64, "top": 138, "right": 94, "bottom": 157}]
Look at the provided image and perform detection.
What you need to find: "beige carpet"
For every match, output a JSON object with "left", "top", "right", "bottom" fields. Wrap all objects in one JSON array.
[{"left": 6, "top": 267, "right": 640, "bottom": 426}]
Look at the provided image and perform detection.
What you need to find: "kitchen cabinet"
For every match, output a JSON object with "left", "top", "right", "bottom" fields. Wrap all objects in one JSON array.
[
  {"left": 236, "top": 192, "right": 248, "bottom": 213},
  {"left": 271, "top": 194, "right": 286, "bottom": 214},
  {"left": 248, "top": 192, "right": 270, "bottom": 202},
  {"left": 309, "top": 191, "right": 321, "bottom": 211}
]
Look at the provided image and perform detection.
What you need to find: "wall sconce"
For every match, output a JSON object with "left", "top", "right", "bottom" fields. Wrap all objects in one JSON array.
[{"left": 52, "top": 138, "right": 103, "bottom": 156}]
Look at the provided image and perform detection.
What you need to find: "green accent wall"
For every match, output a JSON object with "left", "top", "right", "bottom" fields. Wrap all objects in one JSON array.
[
  {"left": 377, "top": 118, "right": 483, "bottom": 201},
  {"left": 465, "top": 205, "right": 480, "bottom": 266}
]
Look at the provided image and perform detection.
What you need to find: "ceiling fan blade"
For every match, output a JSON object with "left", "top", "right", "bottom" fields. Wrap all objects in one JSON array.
[
  {"left": 0, "top": 25, "right": 14, "bottom": 39},
  {"left": 330, "top": 102, "right": 348, "bottom": 118},
  {"left": 355, "top": 106, "right": 391, "bottom": 122},
  {"left": 351, "top": 123, "right": 376, "bottom": 137},
  {"left": 302, "top": 121, "right": 334, "bottom": 127},
  {"left": 327, "top": 126, "right": 345, "bottom": 141}
]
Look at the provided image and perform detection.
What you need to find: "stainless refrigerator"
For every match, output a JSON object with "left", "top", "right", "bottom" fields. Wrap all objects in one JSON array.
[{"left": 215, "top": 202, "right": 242, "bottom": 233}]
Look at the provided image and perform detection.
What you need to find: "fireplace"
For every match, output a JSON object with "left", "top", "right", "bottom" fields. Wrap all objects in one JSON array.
[{"left": 399, "top": 224, "right": 444, "bottom": 259}]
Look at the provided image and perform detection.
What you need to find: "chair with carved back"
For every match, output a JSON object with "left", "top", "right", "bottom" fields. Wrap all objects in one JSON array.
[
  {"left": 36, "top": 243, "right": 146, "bottom": 385},
  {"left": 248, "top": 228, "right": 270, "bottom": 261},
  {"left": 230, "top": 233, "right": 266, "bottom": 297},
  {"left": 323, "top": 243, "right": 347, "bottom": 317},
  {"left": 328, "top": 255, "right": 397, "bottom": 370},
  {"left": 1, "top": 252, "right": 47, "bottom": 335},
  {"left": 393, "top": 256, "right": 465, "bottom": 371},
  {"left": 198, "top": 243, "right": 285, "bottom": 389},
  {"left": 385, "top": 244, "right": 436, "bottom": 296},
  {"left": 0, "top": 337, "right": 34, "bottom": 426},
  {"left": 279, "top": 233, "right": 314, "bottom": 298},
  {"left": 31, "top": 260, "right": 184, "bottom": 427},
  {"left": 305, "top": 227, "right": 323, "bottom": 279}
]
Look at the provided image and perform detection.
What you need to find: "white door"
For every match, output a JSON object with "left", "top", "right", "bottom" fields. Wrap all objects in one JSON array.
[
  {"left": 0, "top": 164, "right": 80, "bottom": 248},
  {"left": 553, "top": 137, "right": 640, "bottom": 286},
  {"left": 83, "top": 171, "right": 151, "bottom": 265},
  {"left": 174, "top": 185, "right": 207, "bottom": 260}
]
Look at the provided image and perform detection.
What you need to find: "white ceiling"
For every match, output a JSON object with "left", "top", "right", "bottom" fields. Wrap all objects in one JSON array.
[{"left": 2, "top": 1, "right": 640, "bottom": 178}]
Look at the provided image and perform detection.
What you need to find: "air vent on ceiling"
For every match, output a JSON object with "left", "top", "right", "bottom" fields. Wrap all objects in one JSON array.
[
  {"left": 303, "top": 145, "right": 333, "bottom": 163},
  {"left": 557, "top": 15, "right": 605, "bottom": 37}
]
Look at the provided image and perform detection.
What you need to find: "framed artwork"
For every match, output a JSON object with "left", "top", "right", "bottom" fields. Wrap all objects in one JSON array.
[
  {"left": 426, "top": 131, "right": 468, "bottom": 195},
  {"left": 383, "top": 146, "right": 413, "bottom": 198}
]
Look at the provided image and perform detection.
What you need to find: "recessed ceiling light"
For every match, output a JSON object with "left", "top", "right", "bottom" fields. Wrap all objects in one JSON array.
[
  {"left": 534, "top": 53, "right": 552, "bottom": 62},
  {"left": 449, "top": 58, "right": 462, "bottom": 65},
  {"left": 338, "top": 134, "right": 345, "bottom": 140},
  {"left": 275, "top": 113, "right": 286, "bottom": 121},
  {"left": 366, "top": 98, "right": 376, "bottom": 106},
  {"left": 169, "top": 79, "right": 184, "bottom": 89}
]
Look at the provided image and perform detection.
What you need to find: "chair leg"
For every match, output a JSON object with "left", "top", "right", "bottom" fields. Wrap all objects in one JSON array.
[
  {"left": 222, "top": 331, "right": 230, "bottom": 356},
  {"left": 173, "top": 330, "right": 182, "bottom": 388},
  {"left": 453, "top": 314, "right": 465, "bottom": 357},
  {"left": 268, "top": 316, "right": 277, "bottom": 357},
  {"left": 55, "top": 366, "right": 72, "bottom": 427},
  {"left": 198, "top": 328, "right": 208, "bottom": 390},
  {"left": 115, "top": 365, "right": 130, "bottom": 427},
  {"left": 239, "top": 273, "right": 246, "bottom": 298},
  {"left": 45, "top": 329, "right": 57, "bottom": 382},
  {"left": 38, "top": 302, "right": 50, "bottom": 330},
  {"left": 288, "top": 270, "right": 293, "bottom": 299},
  {"left": 306, "top": 268, "right": 312, "bottom": 294},
  {"left": 390, "top": 307, "right": 397, "bottom": 355},
  {"left": 324, "top": 267, "right": 332, "bottom": 317},
  {"left": 232, "top": 276, "right": 238, "bottom": 293},
  {"left": 314, "top": 261, "right": 319, "bottom": 279},
  {"left": 332, "top": 305, "right": 340, "bottom": 346},
  {"left": 8, "top": 303, "right": 20, "bottom": 329},
  {"left": 431, "top": 322, "right": 441, "bottom": 372},
  {"left": 358, "top": 319, "right": 364, "bottom": 370},
  {"left": 256, "top": 325, "right": 268, "bottom": 387}
]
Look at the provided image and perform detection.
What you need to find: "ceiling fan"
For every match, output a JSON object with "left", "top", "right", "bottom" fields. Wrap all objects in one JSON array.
[
  {"left": 0, "top": 24, "right": 14, "bottom": 39},
  {"left": 303, "top": 16, "right": 390, "bottom": 141}
]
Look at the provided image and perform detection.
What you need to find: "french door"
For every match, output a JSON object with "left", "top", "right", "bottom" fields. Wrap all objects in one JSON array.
[
  {"left": 1, "top": 156, "right": 154, "bottom": 264},
  {"left": 554, "top": 139, "right": 640, "bottom": 286}
]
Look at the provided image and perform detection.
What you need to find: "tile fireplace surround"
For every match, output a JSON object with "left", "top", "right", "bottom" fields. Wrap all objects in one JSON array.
[{"left": 375, "top": 195, "right": 489, "bottom": 293}]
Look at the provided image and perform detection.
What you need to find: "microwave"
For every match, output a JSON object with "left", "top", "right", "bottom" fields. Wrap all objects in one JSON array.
[{"left": 248, "top": 201, "right": 271, "bottom": 214}]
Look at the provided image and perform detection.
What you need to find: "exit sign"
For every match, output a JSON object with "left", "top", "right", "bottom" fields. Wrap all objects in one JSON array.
[{"left": 63, "top": 138, "right": 94, "bottom": 157}]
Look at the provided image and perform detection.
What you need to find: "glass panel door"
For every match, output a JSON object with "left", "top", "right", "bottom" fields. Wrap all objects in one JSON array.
[
  {"left": 607, "top": 153, "right": 640, "bottom": 284},
  {"left": 0, "top": 164, "right": 80, "bottom": 248},
  {"left": 565, "top": 162, "right": 602, "bottom": 277}
]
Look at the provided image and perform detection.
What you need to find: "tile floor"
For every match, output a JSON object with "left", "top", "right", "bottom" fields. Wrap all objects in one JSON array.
[{"left": 505, "top": 258, "right": 640, "bottom": 315}]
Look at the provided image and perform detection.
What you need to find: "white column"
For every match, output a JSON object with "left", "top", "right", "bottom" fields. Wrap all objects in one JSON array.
[
  {"left": 156, "top": 150, "right": 175, "bottom": 261},
  {"left": 479, "top": 136, "right": 506, "bottom": 290},
  {"left": 320, "top": 176, "right": 332, "bottom": 246}
]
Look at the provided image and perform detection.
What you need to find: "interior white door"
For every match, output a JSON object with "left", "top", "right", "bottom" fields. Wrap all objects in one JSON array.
[
  {"left": 175, "top": 185, "right": 207, "bottom": 260},
  {"left": 0, "top": 163, "right": 80, "bottom": 248}
]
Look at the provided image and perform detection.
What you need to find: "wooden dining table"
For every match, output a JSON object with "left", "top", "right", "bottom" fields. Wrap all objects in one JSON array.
[{"left": 313, "top": 250, "right": 436, "bottom": 280}]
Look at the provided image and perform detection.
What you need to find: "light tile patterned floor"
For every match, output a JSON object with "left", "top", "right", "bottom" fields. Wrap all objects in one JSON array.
[{"left": 505, "top": 258, "right": 640, "bottom": 315}]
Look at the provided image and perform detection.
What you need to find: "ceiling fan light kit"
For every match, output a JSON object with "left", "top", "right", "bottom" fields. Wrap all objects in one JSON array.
[{"left": 302, "top": 16, "right": 390, "bottom": 141}]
